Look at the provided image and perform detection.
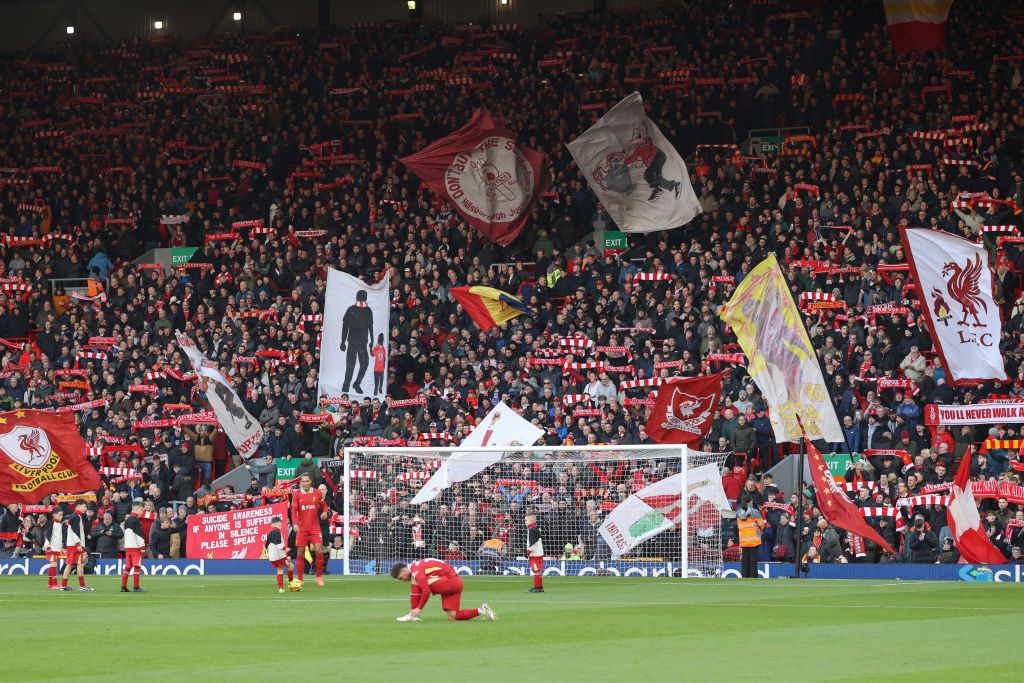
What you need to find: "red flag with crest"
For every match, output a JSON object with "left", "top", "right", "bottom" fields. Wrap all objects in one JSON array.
[
  {"left": 806, "top": 439, "right": 895, "bottom": 555},
  {"left": 399, "top": 108, "right": 550, "bottom": 246},
  {"left": 644, "top": 373, "right": 726, "bottom": 445},
  {"left": 0, "top": 409, "right": 101, "bottom": 504}
]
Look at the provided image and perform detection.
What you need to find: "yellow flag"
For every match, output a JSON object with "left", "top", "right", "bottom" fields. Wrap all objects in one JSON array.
[
  {"left": 719, "top": 254, "right": 844, "bottom": 444},
  {"left": 305, "top": 547, "right": 314, "bottom": 564}
]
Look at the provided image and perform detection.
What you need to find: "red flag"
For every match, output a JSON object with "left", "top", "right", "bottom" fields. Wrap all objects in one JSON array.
[
  {"left": 644, "top": 373, "right": 725, "bottom": 445},
  {"left": 805, "top": 439, "right": 895, "bottom": 555},
  {"left": 947, "top": 449, "right": 1007, "bottom": 564},
  {"left": 399, "top": 108, "right": 550, "bottom": 246},
  {"left": 0, "top": 409, "right": 101, "bottom": 504}
]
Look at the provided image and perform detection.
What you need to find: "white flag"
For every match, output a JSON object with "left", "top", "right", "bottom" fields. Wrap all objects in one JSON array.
[
  {"left": 410, "top": 401, "right": 543, "bottom": 504},
  {"left": 176, "top": 332, "right": 263, "bottom": 460},
  {"left": 318, "top": 268, "right": 391, "bottom": 403},
  {"left": 598, "top": 464, "right": 733, "bottom": 559},
  {"left": 901, "top": 227, "right": 1007, "bottom": 385},
  {"left": 567, "top": 92, "right": 701, "bottom": 233}
]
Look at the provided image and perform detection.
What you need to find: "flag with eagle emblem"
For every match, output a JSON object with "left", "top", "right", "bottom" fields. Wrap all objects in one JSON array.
[
  {"left": 0, "top": 409, "right": 100, "bottom": 504},
  {"left": 901, "top": 227, "right": 1007, "bottom": 386}
]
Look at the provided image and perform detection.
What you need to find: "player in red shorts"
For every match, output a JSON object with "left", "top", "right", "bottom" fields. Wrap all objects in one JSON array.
[
  {"left": 290, "top": 473, "right": 328, "bottom": 586},
  {"left": 60, "top": 499, "right": 93, "bottom": 592},
  {"left": 42, "top": 507, "right": 65, "bottom": 589},
  {"left": 525, "top": 508, "right": 544, "bottom": 593},
  {"left": 121, "top": 500, "right": 146, "bottom": 593},
  {"left": 390, "top": 559, "right": 497, "bottom": 622},
  {"left": 264, "top": 515, "right": 294, "bottom": 593}
]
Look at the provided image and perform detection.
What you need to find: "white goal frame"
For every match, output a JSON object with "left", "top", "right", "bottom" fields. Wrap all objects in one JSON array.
[{"left": 340, "top": 444, "right": 728, "bottom": 578}]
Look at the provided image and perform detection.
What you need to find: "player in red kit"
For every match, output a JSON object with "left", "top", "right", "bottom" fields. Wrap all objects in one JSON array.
[
  {"left": 291, "top": 473, "right": 328, "bottom": 586},
  {"left": 525, "top": 508, "right": 544, "bottom": 593},
  {"left": 390, "top": 559, "right": 497, "bottom": 622}
]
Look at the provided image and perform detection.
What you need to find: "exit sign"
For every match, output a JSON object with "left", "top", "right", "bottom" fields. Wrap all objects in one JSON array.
[{"left": 603, "top": 231, "right": 628, "bottom": 256}]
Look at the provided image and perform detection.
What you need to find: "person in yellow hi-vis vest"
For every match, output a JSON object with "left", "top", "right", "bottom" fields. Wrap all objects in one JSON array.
[{"left": 736, "top": 504, "right": 765, "bottom": 579}]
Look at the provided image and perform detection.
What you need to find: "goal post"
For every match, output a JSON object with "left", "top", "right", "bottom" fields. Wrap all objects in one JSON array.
[{"left": 339, "top": 445, "right": 729, "bottom": 578}]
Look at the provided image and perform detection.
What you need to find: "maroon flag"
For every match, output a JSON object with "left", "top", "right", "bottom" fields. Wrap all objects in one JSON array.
[
  {"left": 0, "top": 409, "right": 101, "bottom": 504},
  {"left": 644, "top": 373, "right": 725, "bottom": 445},
  {"left": 806, "top": 440, "right": 895, "bottom": 555},
  {"left": 400, "top": 108, "right": 550, "bottom": 246}
]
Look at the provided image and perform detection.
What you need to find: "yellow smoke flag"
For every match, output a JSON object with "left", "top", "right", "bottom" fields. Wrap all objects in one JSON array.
[{"left": 719, "top": 254, "right": 844, "bottom": 444}]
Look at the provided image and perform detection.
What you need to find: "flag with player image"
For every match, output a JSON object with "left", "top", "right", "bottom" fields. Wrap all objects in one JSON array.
[
  {"left": 176, "top": 331, "right": 263, "bottom": 460},
  {"left": 318, "top": 268, "right": 391, "bottom": 403},
  {"left": 568, "top": 92, "right": 701, "bottom": 233}
]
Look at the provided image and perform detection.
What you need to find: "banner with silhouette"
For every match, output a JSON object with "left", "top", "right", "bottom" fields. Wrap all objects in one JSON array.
[
  {"left": 318, "top": 268, "right": 391, "bottom": 403},
  {"left": 901, "top": 227, "right": 1006, "bottom": 386}
]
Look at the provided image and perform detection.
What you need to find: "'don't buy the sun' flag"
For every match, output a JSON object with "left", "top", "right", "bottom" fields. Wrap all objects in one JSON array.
[
  {"left": 883, "top": 0, "right": 954, "bottom": 53},
  {"left": 450, "top": 286, "right": 529, "bottom": 331}
]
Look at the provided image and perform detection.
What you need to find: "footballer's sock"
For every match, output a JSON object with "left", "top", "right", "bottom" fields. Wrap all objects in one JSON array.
[
  {"left": 287, "top": 569, "right": 294, "bottom": 581},
  {"left": 78, "top": 575, "right": 86, "bottom": 588},
  {"left": 456, "top": 609, "right": 480, "bottom": 621},
  {"left": 61, "top": 577, "right": 68, "bottom": 588},
  {"left": 533, "top": 573, "right": 543, "bottom": 589},
  {"left": 133, "top": 571, "right": 140, "bottom": 589},
  {"left": 121, "top": 572, "right": 128, "bottom": 589},
  {"left": 48, "top": 566, "right": 57, "bottom": 586},
  {"left": 296, "top": 555, "right": 305, "bottom": 581},
  {"left": 277, "top": 573, "right": 284, "bottom": 589},
  {"left": 315, "top": 553, "right": 324, "bottom": 577}
]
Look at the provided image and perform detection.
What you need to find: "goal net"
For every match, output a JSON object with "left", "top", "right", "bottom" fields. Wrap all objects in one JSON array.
[{"left": 337, "top": 445, "right": 730, "bottom": 578}]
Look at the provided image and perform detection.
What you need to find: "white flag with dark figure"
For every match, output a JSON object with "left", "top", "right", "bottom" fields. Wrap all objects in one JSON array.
[
  {"left": 567, "top": 92, "right": 701, "bottom": 233},
  {"left": 410, "top": 401, "right": 543, "bottom": 504},
  {"left": 901, "top": 227, "right": 1007, "bottom": 386},
  {"left": 318, "top": 268, "right": 391, "bottom": 403},
  {"left": 176, "top": 331, "right": 263, "bottom": 460}
]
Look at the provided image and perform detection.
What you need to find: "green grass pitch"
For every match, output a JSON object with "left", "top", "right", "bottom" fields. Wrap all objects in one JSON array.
[{"left": 2, "top": 576, "right": 1024, "bottom": 682}]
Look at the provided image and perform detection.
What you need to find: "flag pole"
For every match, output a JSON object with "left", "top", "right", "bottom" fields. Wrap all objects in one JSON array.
[{"left": 793, "top": 415, "right": 806, "bottom": 580}]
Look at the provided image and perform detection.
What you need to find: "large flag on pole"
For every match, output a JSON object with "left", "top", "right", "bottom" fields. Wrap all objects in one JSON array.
[
  {"left": 901, "top": 227, "right": 1007, "bottom": 386},
  {"left": 883, "top": 0, "right": 954, "bottom": 53},
  {"left": 400, "top": 108, "right": 550, "bottom": 246},
  {"left": 805, "top": 439, "right": 896, "bottom": 555},
  {"left": 410, "top": 401, "right": 543, "bottom": 504},
  {"left": 567, "top": 92, "right": 701, "bottom": 233},
  {"left": 450, "top": 286, "right": 529, "bottom": 331},
  {"left": 946, "top": 448, "right": 1006, "bottom": 564},
  {"left": 318, "top": 268, "right": 391, "bottom": 403},
  {"left": 645, "top": 373, "right": 725, "bottom": 445},
  {"left": 719, "top": 254, "right": 844, "bottom": 444},
  {"left": 176, "top": 332, "right": 263, "bottom": 460},
  {"left": 598, "top": 463, "right": 733, "bottom": 559},
  {"left": 0, "top": 409, "right": 101, "bottom": 504}
]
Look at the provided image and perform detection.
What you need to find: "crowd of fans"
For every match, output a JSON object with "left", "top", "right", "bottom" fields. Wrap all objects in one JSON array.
[{"left": 2, "top": 0, "right": 1024, "bottom": 567}]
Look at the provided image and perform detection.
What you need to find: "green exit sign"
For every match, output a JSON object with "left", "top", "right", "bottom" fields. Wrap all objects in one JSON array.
[
  {"left": 603, "top": 231, "right": 628, "bottom": 256},
  {"left": 171, "top": 247, "right": 198, "bottom": 265},
  {"left": 759, "top": 136, "right": 785, "bottom": 154}
]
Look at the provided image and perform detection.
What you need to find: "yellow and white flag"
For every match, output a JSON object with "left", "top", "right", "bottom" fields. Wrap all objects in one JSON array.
[{"left": 719, "top": 254, "right": 844, "bottom": 444}]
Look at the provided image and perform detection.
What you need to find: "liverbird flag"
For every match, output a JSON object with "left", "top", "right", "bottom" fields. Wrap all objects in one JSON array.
[
  {"left": 901, "top": 227, "right": 1006, "bottom": 386},
  {"left": 0, "top": 409, "right": 101, "bottom": 504},
  {"left": 567, "top": 92, "right": 701, "bottom": 233},
  {"left": 400, "top": 108, "right": 550, "bottom": 246},
  {"left": 720, "top": 254, "right": 844, "bottom": 444},
  {"left": 645, "top": 373, "right": 726, "bottom": 445}
]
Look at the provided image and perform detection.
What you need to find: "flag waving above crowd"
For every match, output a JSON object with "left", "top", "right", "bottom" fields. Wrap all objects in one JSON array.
[
  {"left": 0, "top": 410, "right": 101, "bottom": 504},
  {"left": 883, "top": 0, "right": 954, "bottom": 53},
  {"left": 720, "top": 254, "right": 845, "bottom": 445},
  {"left": 645, "top": 373, "right": 726, "bottom": 445},
  {"left": 176, "top": 332, "right": 263, "bottom": 460},
  {"left": 901, "top": 227, "right": 1007, "bottom": 386},
  {"left": 450, "top": 286, "right": 529, "bottom": 331},
  {"left": 568, "top": 92, "right": 701, "bottom": 233},
  {"left": 400, "top": 108, "right": 550, "bottom": 246}
]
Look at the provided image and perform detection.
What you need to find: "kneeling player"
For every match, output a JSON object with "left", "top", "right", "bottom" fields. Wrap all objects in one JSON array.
[
  {"left": 391, "top": 559, "right": 497, "bottom": 622},
  {"left": 265, "top": 516, "right": 294, "bottom": 593}
]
